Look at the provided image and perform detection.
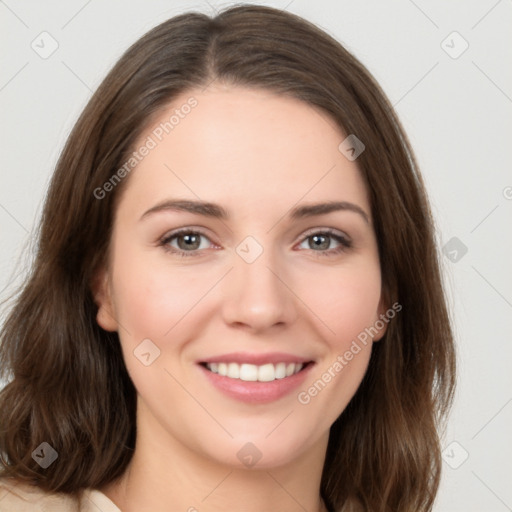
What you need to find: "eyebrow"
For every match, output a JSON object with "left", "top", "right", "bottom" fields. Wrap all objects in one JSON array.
[{"left": 140, "top": 199, "right": 370, "bottom": 224}]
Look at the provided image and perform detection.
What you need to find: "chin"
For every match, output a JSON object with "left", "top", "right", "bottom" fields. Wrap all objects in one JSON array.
[{"left": 196, "top": 430, "right": 320, "bottom": 471}]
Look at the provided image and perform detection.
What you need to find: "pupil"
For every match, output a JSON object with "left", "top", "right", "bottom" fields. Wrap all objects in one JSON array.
[
  {"left": 179, "top": 234, "right": 200, "bottom": 250},
  {"left": 311, "top": 234, "right": 329, "bottom": 250}
]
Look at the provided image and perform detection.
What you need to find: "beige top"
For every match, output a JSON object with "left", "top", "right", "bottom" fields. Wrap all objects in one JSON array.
[
  {"left": 0, "top": 477, "right": 362, "bottom": 511},
  {"left": 0, "top": 478, "right": 121, "bottom": 512}
]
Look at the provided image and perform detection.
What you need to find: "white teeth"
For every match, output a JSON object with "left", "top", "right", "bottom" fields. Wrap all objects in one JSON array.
[
  {"left": 227, "top": 362, "right": 239, "bottom": 379},
  {"left": 258, "top": 363, "right": 275, "bottom": 382},
  {"left": 239, "top": 364, "right": 258, "bottom": 381},
  {"left": 286, "top": 362, "right": 296, "bottom": 377},
  {"left": 275, "top": 362, "right": 286, "bottom": 379},
  {"left": 204, "top": 361, "right": 305, "bottom": 382}
]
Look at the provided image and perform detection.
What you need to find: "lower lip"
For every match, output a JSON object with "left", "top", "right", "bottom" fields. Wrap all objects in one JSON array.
[{"left": 198, "top": 363, "right": 314, "bottom": 404}]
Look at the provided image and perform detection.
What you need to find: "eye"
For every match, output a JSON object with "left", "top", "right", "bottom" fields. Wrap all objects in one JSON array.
[
  {"left": 297, "top": 229, "right": 352, "bottom": 256},
  {"left": 159, "top": 229, "right": 214, "bottom": 257},
  {"left": 159, "top": 227, "right": 352, "bottom": 258}
]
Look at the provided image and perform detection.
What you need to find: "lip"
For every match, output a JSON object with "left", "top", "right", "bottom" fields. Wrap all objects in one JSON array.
[
  {"left": 198, "top": 351, "right": 313, "bottom": 365},
  {"left": 197, "top": 354, "right": 315, "bottom": 404}
]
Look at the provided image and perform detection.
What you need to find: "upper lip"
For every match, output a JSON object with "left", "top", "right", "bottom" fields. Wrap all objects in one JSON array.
[{"left": 198, "top": 352, "right": 314, "bottom": 365}]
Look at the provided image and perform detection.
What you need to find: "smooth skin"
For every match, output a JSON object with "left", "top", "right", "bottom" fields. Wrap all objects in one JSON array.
[{"left": 94, "top": 84, "right": 388, "bottom": 512}]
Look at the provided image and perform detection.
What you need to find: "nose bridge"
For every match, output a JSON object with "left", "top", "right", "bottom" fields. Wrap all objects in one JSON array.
[{"left": 221, "top": 236, "right": 297, "bottom": 330}]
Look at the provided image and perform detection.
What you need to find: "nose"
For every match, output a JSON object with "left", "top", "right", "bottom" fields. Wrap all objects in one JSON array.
[{"left": 220, "top": 247, "right": 298, "bottom": 332}]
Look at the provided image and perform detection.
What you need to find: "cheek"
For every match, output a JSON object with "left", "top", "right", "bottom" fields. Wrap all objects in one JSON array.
[
  {"left": 108, "top": 250, "right": 213, "bottom": 397},
  {"left": 299, "top": 259, "right": 383, "bottom": 346},
  {"left": 110, "top": 249, "right": 210, "bottom": 340},
  {"left": 295, "top": 267, "right": 379, "bottom": 424}
]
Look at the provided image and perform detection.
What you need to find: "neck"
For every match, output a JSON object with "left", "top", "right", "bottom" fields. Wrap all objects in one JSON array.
[{"left": 100, "top": 399, "right": 329, "bottom": 512}]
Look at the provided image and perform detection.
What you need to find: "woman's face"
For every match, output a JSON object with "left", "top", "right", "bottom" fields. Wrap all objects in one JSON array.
[{"left": 95, "top": 84, "right": 388, "bottom": 469}]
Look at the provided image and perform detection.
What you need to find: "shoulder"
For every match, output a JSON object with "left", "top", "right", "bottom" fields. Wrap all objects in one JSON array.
[
  {"left": 0, "top": 477, "right": 79, "bottom": 511},
  {"left": 0, "top": 477, "right": 120, "bottom": 512}
]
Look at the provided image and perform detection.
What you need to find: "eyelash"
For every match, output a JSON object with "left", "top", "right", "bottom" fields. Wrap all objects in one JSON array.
[{"left": 158, "top": 227, "right": 352, "bottom": 258}]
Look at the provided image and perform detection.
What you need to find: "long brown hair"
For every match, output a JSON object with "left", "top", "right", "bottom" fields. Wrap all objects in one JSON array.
[{"left": 0, "top": 5, "right": 455, "bottom": 511}]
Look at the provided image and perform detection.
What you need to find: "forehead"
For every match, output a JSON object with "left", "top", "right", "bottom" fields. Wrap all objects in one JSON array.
[{"left": 120, "top": 85, "right": 370, "bottom": 216}]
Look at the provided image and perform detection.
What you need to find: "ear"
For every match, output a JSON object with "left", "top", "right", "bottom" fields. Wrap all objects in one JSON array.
[{"left": 91, "top": 267, "right": 118, "bottom": 332}]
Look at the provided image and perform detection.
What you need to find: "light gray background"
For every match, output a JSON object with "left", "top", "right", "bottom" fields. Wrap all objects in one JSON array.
[{"left": 1, "top": 1, "right": 511, "bottom": 510}]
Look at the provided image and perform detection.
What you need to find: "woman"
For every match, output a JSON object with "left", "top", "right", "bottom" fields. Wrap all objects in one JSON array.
[{"left": 0, "top": 4, "right": 455, "bottom": 511}]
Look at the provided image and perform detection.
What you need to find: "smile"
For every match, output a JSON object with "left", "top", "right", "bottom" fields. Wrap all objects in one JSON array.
[
  {"left": 204, "top": 362, "right": 304, "bottom": 382},
  {"left": 198, "top": 354, "right": 315, "bottom": 403}
]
